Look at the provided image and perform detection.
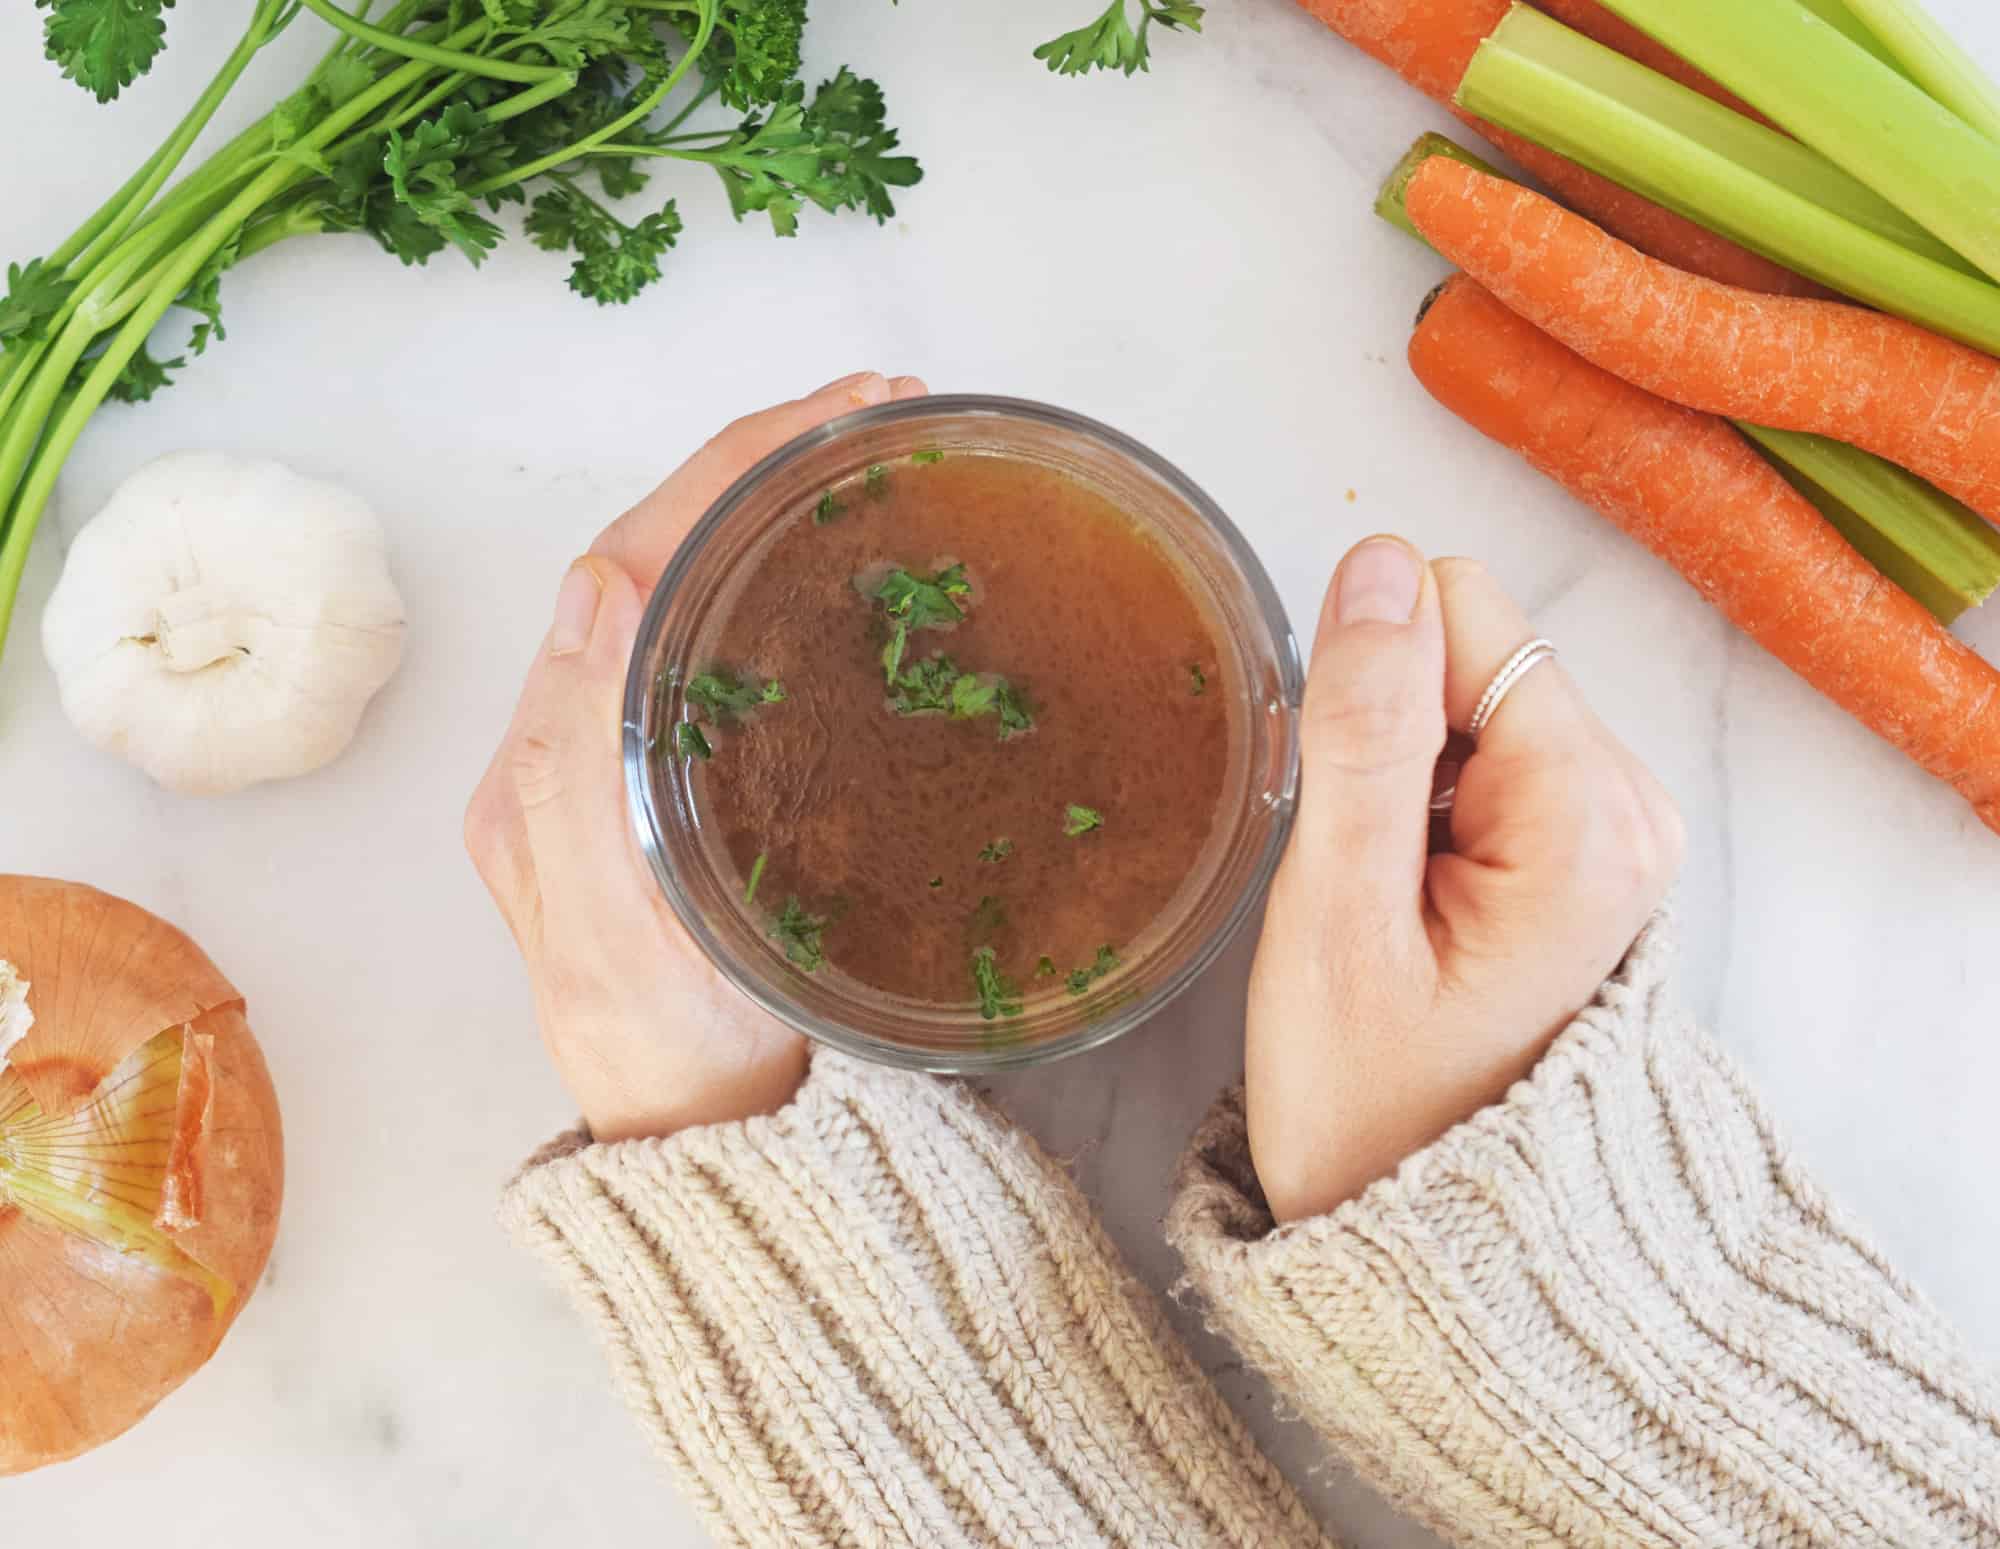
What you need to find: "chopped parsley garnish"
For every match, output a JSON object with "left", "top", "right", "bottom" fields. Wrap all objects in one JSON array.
[
  {"left": 971, "top": 946, "right": 1023, "bottom": 1021},
  {"left": 928, "top": 876, "right": 944, "bottom": 889},
  {"left": 886, "top": 656, "right": 1035, "bottom": 738},
  {"left": 686, "top": 669, "right": 784, "bottom": 723},
  {"left": 770, "top": 897, "right": 827, "bottom": 973},
  {"left": 970, "top": 894, "right": 1007, "bottom": 934},
  {"left": 744, "top": 853, "right": 768, "bottom": 905},
  {"left": 876, "top": 562, "right": 969, "bottom": 683},
  {"left": 1035, "top": 955, "right": 1058, "bottom": 978},
  {"left": 1065, "top": 945, "right": 1121, "bottom": 996},
  {"left": 979, "top": 838, "right": 1012, "bottom": 862},
  {"left": 1189, "top": 663, "right": 1206, "bottom": 695},
  {"left": 865, "top": 463, "right": 889, "bottom": 496},
  {"left": 910, "top": 449, "right": 945, "bottom": 465},
  {"left": 815, "top": 489, "right": 844, "bottom": 524},
  {"left": 1063, "top": 804, "right": 1104, "bottom": 836},
  {"left": 675, "top": 722, "right": 712, "bottom": 761}
]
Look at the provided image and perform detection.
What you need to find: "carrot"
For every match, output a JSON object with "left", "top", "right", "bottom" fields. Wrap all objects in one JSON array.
[
  {"left": 1529, "top": 0, "right": 1775, "bottom": 126},
  {"left": 1405, "top": 157, "right": 2000, "bottom": 526},
  {"left": 1292, "top": 0, "right": 1824, "bottom": 297},
  {"left": 1409, "top": 275, "right": 2000, "bottom": 834}
]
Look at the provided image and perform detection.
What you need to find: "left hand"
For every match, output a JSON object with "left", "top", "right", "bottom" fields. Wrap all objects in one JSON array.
[{"left": 465, "top": 371, "right": 928, "bottom": 1142}]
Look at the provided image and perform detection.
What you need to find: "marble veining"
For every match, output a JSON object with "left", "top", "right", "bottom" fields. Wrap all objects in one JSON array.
[{"left": 4, "top": 2, "right": 1997, "bottom": 1546}]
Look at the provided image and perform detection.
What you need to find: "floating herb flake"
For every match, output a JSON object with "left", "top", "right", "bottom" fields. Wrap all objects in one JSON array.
[
  {"left": 970, "top": 894, "right": 1007, "bottom": 935},
  {"left": 771, "top": 897, "right": 827, "bottom": 973},
  {"left": 815, "top": 490, "right": 845, "bottom": 524},
  {"left": 865, "top": 463, "right": 889, "bottom": 497},
  {"left": 971, "top": 946, "right": 1024, "bottom": 1021},
  {"left": 744, "top": 853, "right": 768, "bottom": 905},
  {"left": 1065, "top": 945, "right": 1121, "bottom": 996},
  {"left": 910, "top": 449, "right": 946, "bottom": 465},
  {"left": 1063, "top": 804, "right": 1104, "bottom": 836},
  {"left": 1035, "top": 955, "right": 1058, "bottom": 978},
  {"left": 1189, "top": 664, "right": 1206, "bottom": 696},
  {"left": 675, "top": 723, "right": 712, "bottom": 761},
  {"left": 979, "top": 838, "right": 1013, "bottom": 863}
]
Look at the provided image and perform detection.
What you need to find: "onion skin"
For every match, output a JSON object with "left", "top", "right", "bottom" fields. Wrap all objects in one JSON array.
[{"left": 0, "top": 879, "right": 284, "bottom": 1476}]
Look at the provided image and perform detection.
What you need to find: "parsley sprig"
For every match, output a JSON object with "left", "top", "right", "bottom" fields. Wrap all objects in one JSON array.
[
  {"left": 970, "top": 946, "right": 1023, "bottom": 1021},
  {"left": 0, "top": 0, "right": 924, "bottom": 665},
  {"left": 674, "top": 665, "right": 782, "bottom": 758}
]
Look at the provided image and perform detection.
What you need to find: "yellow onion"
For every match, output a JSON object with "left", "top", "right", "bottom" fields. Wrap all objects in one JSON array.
[{"left": 0, "top": 877, "right": 283, "bottom": 1475}]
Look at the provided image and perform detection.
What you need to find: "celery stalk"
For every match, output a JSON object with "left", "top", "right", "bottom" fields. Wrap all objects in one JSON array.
[
  {"left": 1375, "top": 133, "right": 2000, "bottom": 624},
  {"left": 1373, "top": 134, "right": 1511, "bottom": 246},
  {"left": 1838, "top": 0, "right": 2000, "bottom": 143},
  {"left": 1792, "top": 0, "right": 1910, "bottom": 73},
  {"left": 1739, "top": 425, "right": 2000, "bottom": 622},
  {"left": 1590, "top": 0, "right": 2000, "bottom": 284},
  {"left": 1458, "top": 8, "right": 2000, "bottom": 353}
]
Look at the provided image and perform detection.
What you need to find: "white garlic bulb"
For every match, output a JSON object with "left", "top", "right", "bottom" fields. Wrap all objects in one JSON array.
[{"left": 41, "top": 452, "right": 406, "bottom": 796}]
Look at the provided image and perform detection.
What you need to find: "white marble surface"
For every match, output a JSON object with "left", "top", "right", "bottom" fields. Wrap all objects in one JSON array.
[{"left": 5, "top": 2, "right": 1999, "bottom": 1543}]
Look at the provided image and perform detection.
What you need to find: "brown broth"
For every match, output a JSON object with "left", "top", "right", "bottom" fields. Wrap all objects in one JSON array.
[{"left": 677, "top": 453, "right": 1235, "bottom": 1011}]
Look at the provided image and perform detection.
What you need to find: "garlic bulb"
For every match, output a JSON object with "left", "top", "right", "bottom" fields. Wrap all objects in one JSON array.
[{"left": 41, "top": 451, "right": 406, "bottom": 796}]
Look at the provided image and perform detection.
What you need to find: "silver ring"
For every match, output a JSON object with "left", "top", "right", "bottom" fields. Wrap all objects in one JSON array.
[
  {"left": 1469, "top": 638, "right": 1557, "bottom": 740},
  {"left": 1430, "top": 638, "right": 1558, "bottom": 817}
]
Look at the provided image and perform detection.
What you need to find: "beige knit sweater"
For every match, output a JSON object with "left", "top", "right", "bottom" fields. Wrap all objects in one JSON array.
[{"left": 501, "top": 921, "right": 2000, "bottom": 1547}]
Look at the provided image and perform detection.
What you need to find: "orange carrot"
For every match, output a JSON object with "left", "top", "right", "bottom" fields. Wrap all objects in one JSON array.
[
  {"left": 1529, "top": 0, "right": 1775, "bottom": 126},
  {"left": 1410, "top": 275, "right": 2000, "bottom": 834},
  {"left": 1405, "top": 157, "right": 2000, "bottom": 526},
  {"left": 1291, "top": 0, "right": 1824, "bottom": 297}
]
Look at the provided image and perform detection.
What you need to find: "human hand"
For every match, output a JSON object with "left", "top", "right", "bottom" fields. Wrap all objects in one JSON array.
[
  {"left": 1247, "top": 538, "right": 1686, "bottom": 1221},
  {"left": 466, "top": 371, "right": 928, "bottom": 1142}
]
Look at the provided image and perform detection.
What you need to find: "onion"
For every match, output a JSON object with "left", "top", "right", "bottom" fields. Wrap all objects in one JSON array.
[{"left": 0, "top": 877, "right": 284, "bottom": 1475}]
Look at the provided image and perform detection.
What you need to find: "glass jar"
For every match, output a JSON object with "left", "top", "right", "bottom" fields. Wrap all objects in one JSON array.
[{"left": 623, "top": 396, "right": 1301, "bottom": 1071}]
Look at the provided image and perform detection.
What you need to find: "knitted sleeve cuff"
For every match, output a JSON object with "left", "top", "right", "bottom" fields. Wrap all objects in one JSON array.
[
  {"left": 501, "top": 1051, "right": 1335, "bottom": 1549},
  {"left": 1168, "top": 918, "right": 2000, "bottom": 1547}
]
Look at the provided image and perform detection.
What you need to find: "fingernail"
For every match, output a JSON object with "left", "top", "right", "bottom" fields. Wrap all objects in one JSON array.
[
  {"left": 887, "top": 374, "right": 927, "bottom": 399},
  {"left": 549, "top": 561, "right": 603, "bottom": 658},
  {"left": 1336, "top": 537, "right": 1424, "bottom": 624},
  {"left": 814, "top": 370, "right": 876, "bottom": 395}
]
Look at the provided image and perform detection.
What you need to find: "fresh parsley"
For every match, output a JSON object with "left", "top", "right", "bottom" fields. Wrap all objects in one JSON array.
[
  {"left": 1065, "top": 945, "right": 1120, "bottom": 996},
  {"left": 1034, "top": 2, "right": 1204, "bottom": 78},
  {"left": 675, "top": 722, "right": 712, "bottom": 761},
  {"left": 910, "top": 449, "right": 945, "bottom": 465},
  {"left": 3, "top": 0, "right": 1197, "bottom": 669},
  {"left": 1189, "top": 663, "right": 1206, "bottom": 695},
  {"left": 885, "top": 656, "right": 1034, "bottom": 739},
  {"left": 979, "top": 838, "right": 1012, "bottom": 862},
  {"left": 970, "top": 946, "right": 1023, "bottom": 1021},
  {"left": 685, "top": 669, "right": 785, "bottom": 722},
  {"left": 1063, "top": 804, "right": 1104, "bottom": 836},
  {"left": 970, "top": 894, "right": 1007, "bottom": 935},
  {"left": 770, "top": 896, "right": 826, "bottom": 972},
  {"left": 743, "top": 852, "right": 768, "bottom": 905},
  {"left": 814, "top": 489, "right": 844, "bottom": 524},
  {"left": 1035, "top": 955, "right": 1058, "bottom": 978},
  {"left": 865, "top": 462, "right": 888, "bottom": 497}
]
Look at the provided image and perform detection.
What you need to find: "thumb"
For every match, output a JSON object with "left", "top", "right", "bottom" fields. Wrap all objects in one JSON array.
[
  {"left": 510, "top": 556, "right": 650, "bottom": 896},
  {"left": 1286, "top": 537, "right": 1446, "bottom": 941}
]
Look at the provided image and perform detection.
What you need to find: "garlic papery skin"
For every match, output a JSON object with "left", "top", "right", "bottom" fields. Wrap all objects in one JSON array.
[
  {"left": 41, "top": 451, "right": 407, "bottom": 796},
  {"left": 0, "top": 960, "right": 29, "bottom": 1069}
]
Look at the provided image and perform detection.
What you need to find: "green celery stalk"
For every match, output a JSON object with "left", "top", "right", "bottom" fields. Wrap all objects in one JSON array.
[
  {"left": 1375, "top": 133, "right": 2000, "bottom": 624},
  {"left": 1792, "top": 0, "right": 1910, "bottom": 72},
  {"left": 1457, "top": 7, "right": 2000, "bottom": 352},
  {"left": 1589, "top": 0, "right": 2000, "bottom": 284},
  {"left": 1738, "top": 425, "right": 2000, "bottom": 623},
  {"left": 1373, "top": 134, "right": 1510, "bottom": 246},
  {"left": 1838, "top": 0, "right": 2000, "bottom": 142}
]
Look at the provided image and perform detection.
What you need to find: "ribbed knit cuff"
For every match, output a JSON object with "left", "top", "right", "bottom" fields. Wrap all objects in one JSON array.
[
  {"left": 1169, "top": 918, "right": 2000, "bottom": 1548},
  {"left": 502, "top": 1053, "right": 1335, "bottom": 1549}
]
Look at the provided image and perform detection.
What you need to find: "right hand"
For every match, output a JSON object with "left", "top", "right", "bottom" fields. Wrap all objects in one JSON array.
[{"left": 1247, "top": 539, "right": 1686, "bottom": 1222}]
